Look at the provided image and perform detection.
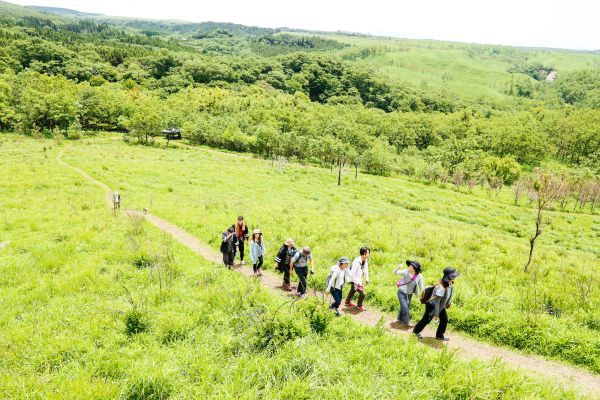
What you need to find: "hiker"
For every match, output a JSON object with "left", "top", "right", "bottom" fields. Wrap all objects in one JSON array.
[
  {"left": 275, "top": 238, "right": 296, "bottom": 291},
  {"left": 345, "top": 247, "right": 370, "bottom": 311},
  {"left": 326, "top": 257, "right": 350, "bottom": 316},
  {"left": 234, "top": 216, "right": 249, "bottom": 264},
  {"left": 394, "top": 260, "right": 425, "bottom": 327},
  {"left": 113, "top": 191, "right": 121, "bottom": 211},
  {"left": 290, "top": 246, "right": 314, "bottom": 299},
  {"left": 250, "top": 229, "right": 266, "bottom": 277},
  {"left": 413, "top": 267, "right": 460, "bottom": 341},
  {"left": 220, "top": 226, "right": 237, "bottom": 269}
]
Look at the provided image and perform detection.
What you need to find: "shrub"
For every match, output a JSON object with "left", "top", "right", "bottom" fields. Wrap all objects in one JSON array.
[
  {"left": 122, "top": 376, "right": 171, "bottom": 400},
  {"left": 124, "top": 309, "right": 150, "bottom": 336},
  {"left": 252, "top": 313, "right": 309, "bottom": 352},
  {"left": 132, "top": 253, "right": 153, "bottom": 269},
  {"left": 298, "top": 299, "right": 333, "bottom": 334}
]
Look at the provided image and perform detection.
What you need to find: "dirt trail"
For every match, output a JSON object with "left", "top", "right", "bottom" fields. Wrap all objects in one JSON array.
[{"left": 56, "top": 150, "right": 600, "bottom": 398}]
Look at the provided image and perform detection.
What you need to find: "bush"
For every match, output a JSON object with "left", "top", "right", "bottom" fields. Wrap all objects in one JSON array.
[
  {"left": 122, "top": 376, "right": 171, "bottom": 400},
  {"left": 298, "top": 299, "right": 333, "bottom": 334},
  {"left": 252, "top": 313, "right": 309, "bottom": 353},
  {"left": 124, "top": 309, "right": 150, "bottom": 336}
]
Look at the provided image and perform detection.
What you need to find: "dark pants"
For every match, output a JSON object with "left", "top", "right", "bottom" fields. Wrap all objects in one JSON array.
[
  {"left": 413, "top": 302, "right": 448, "bottom": 338},
  {"left": 282, "top": 266, "right": 291, "bottom": 285},
  {"left": 236, "top": 241, "right": 245, "bottom": 261},
  {"left": 346, "top": 283, "right": 365, "bottom": 306},
  {"left": 222, "top": 251, "right": 234, "bottom": 267},
  {"left": 295, "top": 266, "right": 308, "bottom": 295},
  {"left": 253, "top": 256, "right": 263, "bottom": 273},
  {"left": 397, "top": 290, "right": 413, "bottom": 325},
  {"left": 330, "top": 288, "right": 343, "bottom": 309}
]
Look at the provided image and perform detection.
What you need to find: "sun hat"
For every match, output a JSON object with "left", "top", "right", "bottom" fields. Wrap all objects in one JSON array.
[
  {"left": 285, "top": 238, "right": 294, "bottom": 246},
  {"left": 302, "top": 246, "right": 311, "bottom": 254},
  {"left": 338, "top": 256, "right": 349, "bottom": 265},
  {"left": 405, "top": 260, "right": 422, "bottom": 274}
]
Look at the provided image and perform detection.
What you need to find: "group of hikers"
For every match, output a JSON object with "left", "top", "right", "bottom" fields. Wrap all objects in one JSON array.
[{"left": 221, "top": 217, "right": 460, "bottom": 341}]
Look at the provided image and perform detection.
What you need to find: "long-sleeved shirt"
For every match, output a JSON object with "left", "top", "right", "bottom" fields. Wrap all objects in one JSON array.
[
  {"left": 326, "top": 265, "right": 347, "bottom": 290},
  {"left": 250, "top": 240, "right": 266, "bottom": 264},
  {"left": 220, "top": 231, "right": 237, "bottom": 253},
  {"left": 431, "top": 284, "right": 454, "bottom": 317},
  {"left": 348, "top": 257, "right": 369, "bottom": 285},
  {"left": 394, "top": 268, "right": 425, "bottom": 295}
]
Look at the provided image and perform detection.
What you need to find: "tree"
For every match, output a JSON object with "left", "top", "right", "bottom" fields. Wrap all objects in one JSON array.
[
  {"left": 361, "top": 137, "right": 394, "bottom": 176},
  {"left": 123, "top": 95, "right": 163, "bottom": 144},
  {"left": 524, "top": 170, "right": 566, "bottom": 272}
]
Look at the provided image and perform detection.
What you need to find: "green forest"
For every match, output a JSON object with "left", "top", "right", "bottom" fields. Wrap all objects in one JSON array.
[{"left": 1, "top": 0, "right": 599, "bottom": 194}]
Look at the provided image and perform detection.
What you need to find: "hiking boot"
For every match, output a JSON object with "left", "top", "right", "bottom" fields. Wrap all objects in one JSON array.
[
  {"left": 334, "top": 310, "right": 341, "bottom": 317},
  {"left": 414, "top": 332, "right": 423, "bottom": 339},
  {"left": 257, "top": 269, "right": 263, "bottom": 277},
  {"left": 300, "top": 294, "right": 307, "bottom": 299},
  {"left": 357, "top": 306, "right": 367, "bottom": 312},
  {"left": 241, "top": 260, "right": 245, "bottom": 265},
  {"left": 282, "top": 283, "right": 292, "bottom": 292},
  {"left": 345, "top": 301, "right": 356, "bottom": 307},
  {"left": 435, "top": 336, "right": 450, "bottom": 341}
]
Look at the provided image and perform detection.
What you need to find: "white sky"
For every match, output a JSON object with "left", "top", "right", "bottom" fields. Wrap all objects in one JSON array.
[{"left": 8, "top": 0, "right": 600, "bottom": 50}]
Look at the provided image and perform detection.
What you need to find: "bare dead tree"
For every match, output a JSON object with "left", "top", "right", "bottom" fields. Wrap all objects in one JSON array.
[
  {"left": 513, "top": 177, "right": 529, "bottom": 205},
  {"left": 524, "top": 170, "right": 566, "bottom": 272}
]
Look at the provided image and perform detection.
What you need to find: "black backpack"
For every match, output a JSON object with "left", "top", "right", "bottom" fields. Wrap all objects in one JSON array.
[{"left": 419, "top": 285, "right": 435, "bottom": 304}]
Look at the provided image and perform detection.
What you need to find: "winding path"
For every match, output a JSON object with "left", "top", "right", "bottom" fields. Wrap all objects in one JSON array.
[{"left": 57, "top": 149, "right": 600, "bottom": 398}]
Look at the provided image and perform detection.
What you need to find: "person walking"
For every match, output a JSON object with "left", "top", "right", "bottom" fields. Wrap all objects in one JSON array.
[
  {"left": 220, "top": 226, "right": 237, "bottom": 268},
  {"left": 275, "top": 238, "right": 296, "bottom": 291},
  {"left": 290, "top": 246, "right": 314, "bottom": 299},
  {"left": 234, "top": 216, "right": 249, "bottom": 265},
  {"left": 345, "top": 247, "right": 370, "bottom": 311},
  {"left": 394, "top": 260, "right": 425, "bottom": 327},
  {"left": 326, "top": 257, "right": 350, "bottom": 316},
  {"left": 249, "top": 229, "right": 266, "bottom": 277},
  {"left": 413, "top": 267, "right": 460, "bottom": 341},
  {"left": 113, "top": 191, "right": 121, "bottom": 211}
]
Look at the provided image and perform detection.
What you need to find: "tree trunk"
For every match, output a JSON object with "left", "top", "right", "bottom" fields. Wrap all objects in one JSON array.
[
  {"left": 524, "top": 207, "right": 542, "bottom": 272},
  {"left": 355, "top": 164, "right": 358, "bottom": 179},
  {"left": 338, "top": 161, "right": 343, "bottom": 186}
]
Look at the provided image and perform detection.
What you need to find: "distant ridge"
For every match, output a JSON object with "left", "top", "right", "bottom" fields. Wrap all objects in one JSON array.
[{"left": 27, "top": 5, "right": 103, "bottom": 17}]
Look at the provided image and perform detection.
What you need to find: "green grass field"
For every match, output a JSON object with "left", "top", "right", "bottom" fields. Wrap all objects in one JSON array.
[
  {"left": 329, "top": 35, "right": 600, "bottom": 102},
  {"left": 2, "top": 135, "right": 591, "bottom": 399},
  {"left": 45, "top": 133, "right": 600, "bottom": 374}
]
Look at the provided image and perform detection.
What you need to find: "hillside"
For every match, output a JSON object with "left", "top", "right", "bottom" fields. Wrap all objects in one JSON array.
[{"left": 0, "top": 134, "right": 598, "bottom": 399}]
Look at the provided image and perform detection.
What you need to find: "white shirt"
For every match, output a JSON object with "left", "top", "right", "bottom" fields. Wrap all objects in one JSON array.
[
  {"left": 327, "top": 265, "right": 348, "bottom": 290},
  {"left": 348, "top": 256, "right": 369, "bottom": 285}
]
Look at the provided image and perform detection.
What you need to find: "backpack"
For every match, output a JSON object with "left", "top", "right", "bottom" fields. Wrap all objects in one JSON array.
[{"left": 419, "top": 285, "right": 435, "bottom": 304}]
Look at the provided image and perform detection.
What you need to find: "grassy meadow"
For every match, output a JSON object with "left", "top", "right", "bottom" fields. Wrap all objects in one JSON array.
[
  {"left": 1, "top": 135, "right": 590, "bottom": 399},
  {"left": 53, "top": 134, "right": 600, "bottom": 373},
  {"left": 330, "top": 34, "right": 600, "bottom": 102}
]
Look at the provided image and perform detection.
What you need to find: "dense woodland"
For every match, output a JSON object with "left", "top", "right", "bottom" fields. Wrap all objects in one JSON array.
[{"left": 0, "top": 1, "right": 599, "bottom": 207}]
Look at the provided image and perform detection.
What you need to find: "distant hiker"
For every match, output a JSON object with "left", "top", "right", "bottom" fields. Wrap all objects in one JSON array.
[
  {"left": 345, "top": 247, "right": 370, "bottom": 311},
  {"left": 220, "top": 226, "right": 237, "bottom": 269},
  {"left": 250, "top": 229, "right": 266, "bottom": 277},
  {"left": 413, "top": 267, "right": 460, "bottom": 341},
  {"left": 290, "top": 246, "right": 314, "bottom": 299},
  {"left": 234, "top": 216, "right": 249, "bottom": 265},
  {"left": 326, "top": 257, "right": 350, "bottom": 316},
  {"left": 275, "top": 238, "right": 296, "bottom": 291},
  {"left": 113, "top": 191, "right": 121, "bottom": 211},
  {"left": 394, "top": 260, "right": 425, "bottom": 327}
]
